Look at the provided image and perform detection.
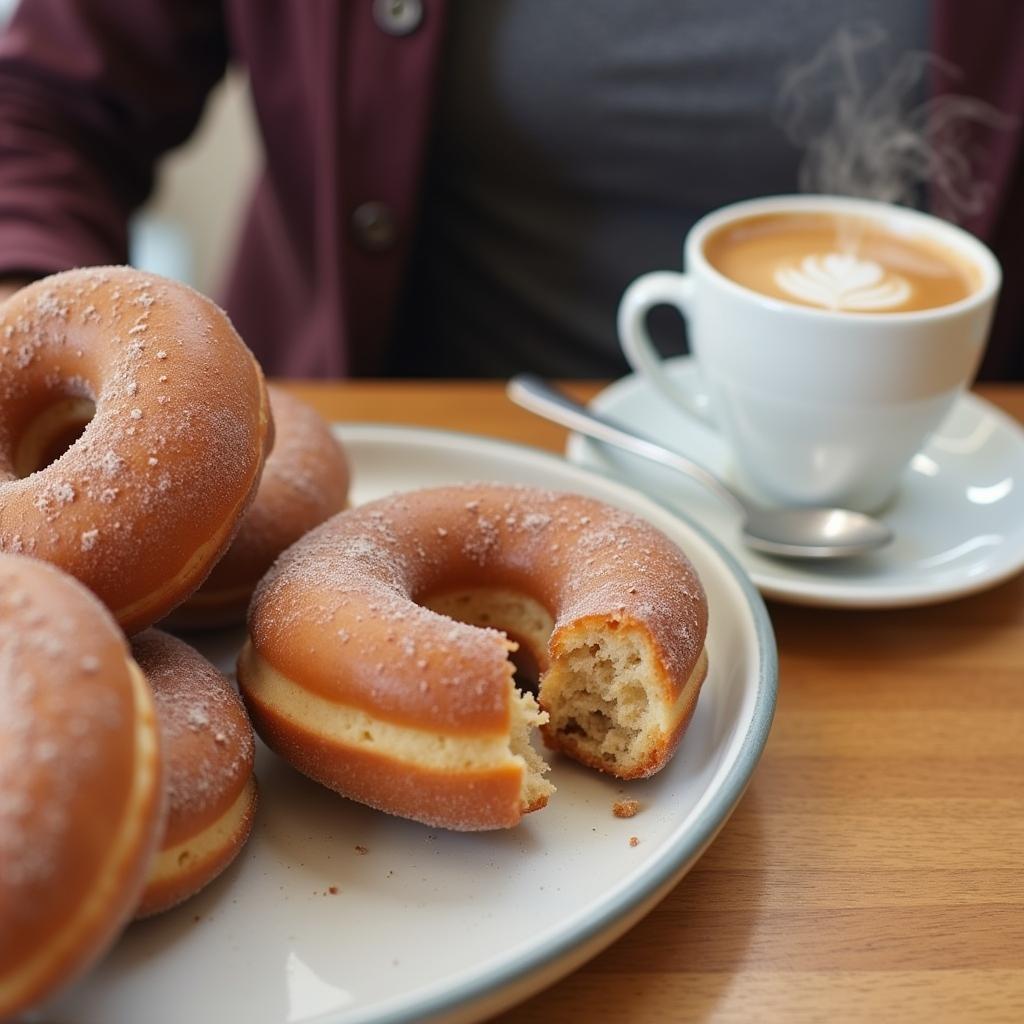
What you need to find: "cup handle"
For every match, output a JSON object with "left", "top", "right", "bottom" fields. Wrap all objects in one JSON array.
[{"left": 617, "top": 270, "right": 715, "bottom": 426}]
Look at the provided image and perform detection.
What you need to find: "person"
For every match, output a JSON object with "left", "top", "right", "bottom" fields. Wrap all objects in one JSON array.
[{"left": 0, "top": 1, "right": 1021, "bottom": 379}]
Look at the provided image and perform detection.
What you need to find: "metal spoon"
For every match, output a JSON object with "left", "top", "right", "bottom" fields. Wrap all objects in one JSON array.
[{"left": 507, "top": 374, "right": 893, "bottom": 560}]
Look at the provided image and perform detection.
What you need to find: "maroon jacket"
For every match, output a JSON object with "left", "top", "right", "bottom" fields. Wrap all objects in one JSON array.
[{"left": 0, "top": 1, "right": 1021, "bottom": 378}]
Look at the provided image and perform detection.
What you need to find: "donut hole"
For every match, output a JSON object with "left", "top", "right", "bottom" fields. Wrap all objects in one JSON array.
[
  {"left": 13, "top": 395, "right": 96, "bottom": 477},
  {"left": 423, "top": 587, "right": 553, "bottom": 694},
  {"left": 507, "top": 643, "right": 542, "bottom": 694}
]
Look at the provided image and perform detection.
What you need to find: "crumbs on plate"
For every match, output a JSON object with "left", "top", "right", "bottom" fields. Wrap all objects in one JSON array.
[
  {"left": 629, "top": 836, "right": 639, "bottom": 847},
  {"left": 613, "top": 799, "right": 640, "bottom": 818}
]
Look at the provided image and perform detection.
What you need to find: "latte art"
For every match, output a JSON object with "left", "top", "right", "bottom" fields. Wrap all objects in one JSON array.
[
  {"left": 703, "top": 212, "right": 978, "bottom": 314},
  {"left": 774, "top": 253, "right": 912, "bottom": 311}
]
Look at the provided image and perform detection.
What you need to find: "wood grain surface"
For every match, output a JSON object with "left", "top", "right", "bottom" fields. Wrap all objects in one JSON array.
[{"left": 280, "top": 380, "right": 1024, "bottom": 1024}]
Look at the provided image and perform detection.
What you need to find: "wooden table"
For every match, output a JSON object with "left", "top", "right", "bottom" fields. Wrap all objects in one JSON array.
[{"left": 284, "top": 381, "right": 1024, "bottom": 1024}]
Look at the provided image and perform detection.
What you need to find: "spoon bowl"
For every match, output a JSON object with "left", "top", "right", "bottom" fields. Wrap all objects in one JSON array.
[
  {"left": 507, "top": 375, "right": 894, "bottom": 561},
  {"left": 739, "top": 506, "right": 892, "bottom": 559}
]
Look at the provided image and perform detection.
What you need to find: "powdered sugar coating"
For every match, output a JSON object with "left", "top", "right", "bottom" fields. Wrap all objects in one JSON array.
[
  {"left": 180, "top": 386, "right": 348, "bottom": 622},
  {"left": 248, "top": 484, "right": 707, "bottom": 731},
  {"left": 0, "top": 554, "right": 152, "bottom": 950},
  {"left": 0, "top": 267, "right": 271, "bottom": 634},
  {"left": 130, "top": 630, "right": 254, "bottom": 846}
]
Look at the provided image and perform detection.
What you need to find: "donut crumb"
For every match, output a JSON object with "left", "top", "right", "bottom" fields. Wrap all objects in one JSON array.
[
  {"left": 354, "top": 845, "right": 368, "bottom": 855},
  {"left": 629, "top": 836, "right": 639, "bottom": 847},
  {"left": 613, "top": 799, "right": 640, "bottom": 818}
]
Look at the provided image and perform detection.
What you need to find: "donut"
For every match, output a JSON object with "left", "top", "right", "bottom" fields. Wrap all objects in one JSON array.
[
  {"left": 0, "top": 554, "right": 164, "bottom": 1019},
  {"left": 0, "top": 266, "right": 272, "bottom": 634},
  {"left": 238, "top": 484, "right": 709, "bottom": 831},
  {"left": 169, "top": 386, "right": 349, "bottom": 629},
  {"left": 130, "top": 630, "right": 257, "bottom": 918}
]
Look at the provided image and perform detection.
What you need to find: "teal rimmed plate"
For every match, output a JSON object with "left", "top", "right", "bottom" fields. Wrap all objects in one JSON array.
[{"left": 48, "top": 425, "right": 776, "bottom": 1024}]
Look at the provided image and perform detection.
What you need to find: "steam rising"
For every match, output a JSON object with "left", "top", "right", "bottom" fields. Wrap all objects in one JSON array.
[{"left": 776, "top": 23, "right": 1014, "bottom": 223}]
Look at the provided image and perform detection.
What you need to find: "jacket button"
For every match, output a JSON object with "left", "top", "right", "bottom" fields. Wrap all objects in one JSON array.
[
  {"left": 351, "top": 201, "right": 398, "bottom": 252},
  {"left": 373, "top": 0, "right": 423, "bottom": 36}
]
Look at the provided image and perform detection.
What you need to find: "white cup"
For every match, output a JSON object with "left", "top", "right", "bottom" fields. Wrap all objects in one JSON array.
[{"left": 617, "top": 195, "right": 1001, "bottom": 513}]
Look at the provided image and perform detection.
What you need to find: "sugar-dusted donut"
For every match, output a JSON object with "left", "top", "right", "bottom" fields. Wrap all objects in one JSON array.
[
  {"left": 0, "top": 267, "right": 272, "bottom": 634},
  {"left": 130, "top": 630, "right": 257, "bottom": 918},
  {"left": 0, "top": 554, "right": 164, "bottom": 1019},
  {"left": 169, "top": 386, "right": 349, "bottom": 629},
  {"left": 238, "top": 484, "right": 709, "bottom": 831}
]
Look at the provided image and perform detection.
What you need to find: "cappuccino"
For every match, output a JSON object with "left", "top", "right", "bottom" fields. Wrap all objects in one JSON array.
[{"left": 704, "top": 212, "right": 978, "bottom": 313}]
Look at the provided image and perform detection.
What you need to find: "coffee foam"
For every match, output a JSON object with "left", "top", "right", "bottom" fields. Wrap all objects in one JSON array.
[
  {"left": 774, "top": 253, "right": 911, "bottom": 311},
  {"left": 704, "top": 212, "right": 976, "bottom": 314}
]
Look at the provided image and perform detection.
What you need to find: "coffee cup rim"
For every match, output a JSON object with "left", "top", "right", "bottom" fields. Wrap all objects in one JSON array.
[{"left": 685, "top": 194, "right": 1001, "bottom": 321}]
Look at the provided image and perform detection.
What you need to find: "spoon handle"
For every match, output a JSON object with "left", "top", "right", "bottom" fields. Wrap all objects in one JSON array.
[{"left": 506, "top": 375, "right": 746, "bottom": 515}]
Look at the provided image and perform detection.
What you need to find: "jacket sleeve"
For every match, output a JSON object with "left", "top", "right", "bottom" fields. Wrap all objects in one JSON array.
[{"left": 0, "top": 0, "right": 228, "bottom": 277}]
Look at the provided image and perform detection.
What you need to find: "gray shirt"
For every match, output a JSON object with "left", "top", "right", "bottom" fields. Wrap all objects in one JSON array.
[{"left": 392, "top": 1, "right": 927, "bottom": 377}]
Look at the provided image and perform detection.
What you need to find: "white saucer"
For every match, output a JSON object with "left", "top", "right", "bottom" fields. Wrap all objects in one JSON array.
[
  {"left": 566, "top": 357, "right": 1024, "bottom": 608},
  {"left": 44, "top": 425, "right": 776, "bottom": 1024}
]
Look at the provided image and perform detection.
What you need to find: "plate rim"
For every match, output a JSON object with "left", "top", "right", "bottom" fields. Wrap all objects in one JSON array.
[
  {"left": 566, "top": 357, "right": 1024, "bottom": 609},
  {"left": 327, "top": 422, "right": 778, "bottom": 1024}
]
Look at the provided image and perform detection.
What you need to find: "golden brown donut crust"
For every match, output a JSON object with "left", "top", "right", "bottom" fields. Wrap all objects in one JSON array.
[
  {"left": 137, "top": 779, "right": 257, "bottom": 920},
  {"left": 130, "top": 629, "right": 257, "bottom": 918},
  {"left": 241, "top": 484, "right": 708, "bottom": 827},
  {"left": 0, "top": 555, "right": 164, "bottom": 1019},
  {"left": 170, "top": 386, "right": 349, "bottom": 629},
  {"left": 243, "top": 689, "right": 525, "bottom": 829},
  {"left": 247, "top": 485, "right": 707, "bottom": 733},
  {"left": 0, "top": 267, "right": 272, "bottom": 634}
]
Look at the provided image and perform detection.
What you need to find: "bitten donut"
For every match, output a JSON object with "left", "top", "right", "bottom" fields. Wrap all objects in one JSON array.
[
  {"left": 0, "top": 554, "right": 164, "bottom": 1019},
  {"left": 170, "top": 386, "right": 349, "bottom": 628},
  {"left": 130, "top": 630, "right": 257, "bottom": 918},
  {"left": 0, "top": 267, "right": 272, "bottom": 634},
  {"left": 238, "top": 484, "right": 708, "bottom": 831}
]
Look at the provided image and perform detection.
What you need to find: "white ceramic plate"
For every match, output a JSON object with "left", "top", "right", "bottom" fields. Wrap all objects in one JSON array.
[
  {"left": 567, "top": 357, "right": 1024, "bottom": 608},
  {"left": 42, "top": 425, "right": 776, "bottom": 1024}
]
